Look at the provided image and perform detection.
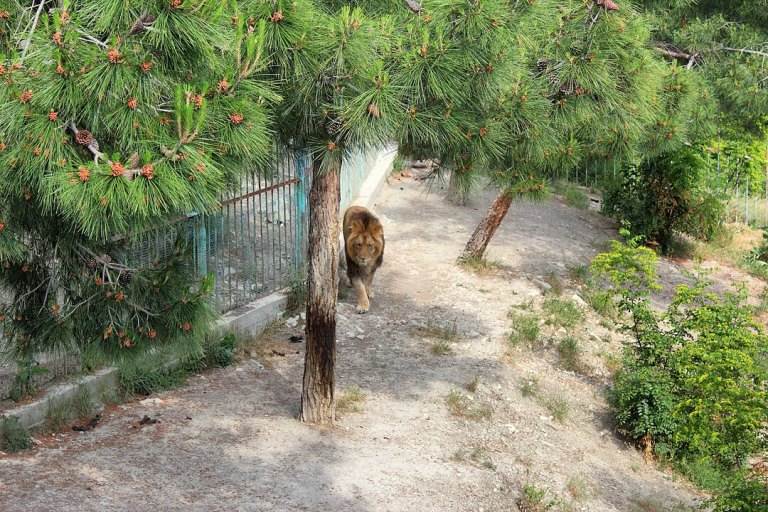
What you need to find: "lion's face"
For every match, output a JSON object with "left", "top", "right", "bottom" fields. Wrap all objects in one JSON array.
[
  {"left": 344, "top": 206, "right": 384, "bottom": 271},
  {"left": 347, "top": 231, "right": 383, "bottom": 268}
]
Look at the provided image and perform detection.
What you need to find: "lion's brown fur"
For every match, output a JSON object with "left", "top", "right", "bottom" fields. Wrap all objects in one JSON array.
[{"left": 343, "top": 206, "right": 384, "bottom": 314}]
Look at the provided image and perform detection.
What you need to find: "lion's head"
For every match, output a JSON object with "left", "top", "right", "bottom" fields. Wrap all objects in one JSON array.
[{"left": 343, "top": 206, "right": 384, "bottom": 270}]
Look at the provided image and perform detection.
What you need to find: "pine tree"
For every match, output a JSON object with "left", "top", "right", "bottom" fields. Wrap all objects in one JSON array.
[
  {"left": 239, "top": 0, "right": 518, "bottom": 423},
  {"left": 640, "top": 0, "right": 768, "bottom": 133},
  {"left": 458, "top": 0, "right": 712, "bottom": 260},
  {"left": 0, "top": 1, "right": 274, "bottom": 366}
]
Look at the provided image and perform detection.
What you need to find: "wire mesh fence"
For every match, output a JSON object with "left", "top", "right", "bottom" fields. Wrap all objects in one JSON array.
[{"left": 127, "top": 146, "right": 379, "bottom": 313}]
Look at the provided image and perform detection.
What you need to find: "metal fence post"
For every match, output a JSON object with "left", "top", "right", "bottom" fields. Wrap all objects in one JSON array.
[{"left": 295, "top": 148, "right": 309, "bottom": 269}]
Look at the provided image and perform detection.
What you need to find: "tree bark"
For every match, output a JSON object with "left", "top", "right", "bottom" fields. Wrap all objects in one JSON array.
[
  {"left": 300, "top": 157, "right": 341, "bottom": 424},
  {"left": 460, "top": 189, "right": 513, "bottom": 261}
]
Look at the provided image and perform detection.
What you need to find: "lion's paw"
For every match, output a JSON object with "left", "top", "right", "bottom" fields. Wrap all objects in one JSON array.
[{"left": 356, "top": 304, "right": 369, "bottom": 314}]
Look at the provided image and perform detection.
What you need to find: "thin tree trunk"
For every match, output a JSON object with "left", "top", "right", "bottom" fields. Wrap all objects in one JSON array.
[
  {"left": 460, "top": 189, "right": 513, "bottom": 261},
  {"left": 300, "top": 157, "right": 340, "bottom": 424}
]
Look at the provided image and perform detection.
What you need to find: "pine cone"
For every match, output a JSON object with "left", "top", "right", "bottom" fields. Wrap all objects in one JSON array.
[
  {"left": 118, "top": 271, "right": 132, "bottom": 286},
  {"left": 404, "top": 0, "right": 421, "bottom": 13},
  {"left": 367, "top": 103, "right": 381, "bottom": 118},
  {"left": 324, "top": 115, "right": 342, "bottom": 136},
  {"left": 85, "top": 257, "right": 97, "bottom": 269},
  {"left": 129, "top": 14, "right": 156, "bottom": 35},
  {"left": 596, "top": 0, "right": 620, "bottom": 11},
  {"left": 536, "top": 59, "right": 549, "bottom": 73},
  {"left": 75, "top": 130, "right": 94, "bottom": 146}
]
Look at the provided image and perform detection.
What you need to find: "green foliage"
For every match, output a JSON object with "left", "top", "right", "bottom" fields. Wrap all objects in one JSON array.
[
  {"left": 557, "top": 183, "right": 589, "bottom": 210},
  {"left": 613, "top": 365, "right": 678, "bottom": 442},
  {"left": 602, "top": 149, "right": 725, "bottom": 254},
  {"left": 556, "top": 337, "right": 588, "bottom": 374},
  {"left": 0, "top": 1, "right": 276, "bottom": 363},
  {"left": 508, "top": 309, "right": 541, "bottom": 348},
  {"left": 708, "top": 472, "right": 768, "bottom": 512},
  {"left": 517, "top": 480, "right": 557, "bottom": 512},
  {"left": 593, "top": 237, "right": 768, "bottom": 501},
  {"left": 9, "top": 357, "right": 49, "bottom": 402},
  {"left": 118, "top": 332, "right": 236, "bottom": 396},
  {"left": 542, "top": 297, "right": 585, "bottom": 329},
  {"left": 0, "top": 416, "right": 32, "bottom": 453}
]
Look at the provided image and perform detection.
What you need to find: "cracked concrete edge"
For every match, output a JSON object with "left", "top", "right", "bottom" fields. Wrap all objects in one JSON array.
[{"left": 0, "top": 146, "right": 395, "bottom": 438}]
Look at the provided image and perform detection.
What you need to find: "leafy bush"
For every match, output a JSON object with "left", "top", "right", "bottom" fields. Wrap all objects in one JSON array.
[
  {"left": 708, "top": 472, "right": 768, "bottom": 512},
  {"left": 592, "top": 237, "right": 768, "bottom": 501},
  {"left": 602, "top": 149, "right": 725, "bottom": 254}
]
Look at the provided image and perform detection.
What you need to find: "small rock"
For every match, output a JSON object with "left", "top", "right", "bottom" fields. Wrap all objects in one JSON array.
[
  {"left": 532, "top": 278, "right": 552, "bottom": 291},
  {"left": 139, "top": 398, "right": 163, "bottom": 406},
  {"left": 299, "top": 312, "right": 306, "bottom": 320},
  {"left": 356, "top": 334, "right": 365, "bottom": 340},
  {"left": 571, "top": 293, "right": 588, "bottom": 308}
]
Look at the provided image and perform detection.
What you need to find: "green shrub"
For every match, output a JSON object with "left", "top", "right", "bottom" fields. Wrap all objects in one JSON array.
[
  {"left": 709, "top": 472, "right": 768, "bottom": 512},
  {"left": 602, "top": 148, "right": 725, "bottom": 254},
  {"left": 593, "top": 237, "right": 768, "bottom": 502},
  {"left": 613, "top": 365, "right": 677, "bottom": 444},
  {"left": 9, "top": 357, "right": 49, "bottom": 402},
  {"left": 508, "top": 309, "right": 541, "bottom": 348},
  {"left": 1, "top": 416, "right": 32, "bottom": 453}
]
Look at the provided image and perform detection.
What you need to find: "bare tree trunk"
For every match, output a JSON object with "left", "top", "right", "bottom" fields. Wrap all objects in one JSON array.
[
  {"left": 300, "top": 158, "right": 341, "bottom": 424},
  {"left": 460, "top": 189, "right": 513, "bottom": 261}
]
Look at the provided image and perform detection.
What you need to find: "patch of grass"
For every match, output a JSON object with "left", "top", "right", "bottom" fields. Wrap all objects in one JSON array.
[
  {"left": 445, "top": 389, "right": 492, "bottom": 421},
  {"left": 431, "top": 340, "right": 452, "bottom": 355},
  {"left": 1, "top": 416, "right": 32, "bottom": 453},
  {"left": 602, "top": 351, "right": 622, "bottom": 374},
  {"left": 629, "top": 495, "right": 689, "bottom": 512},
  {"left": 336, "top": 385, "right": 367, "bottom": 416},
  {"left": 45, "top": 401, "right": 74, "bottom": 432},
  {"left": 508, "top": 309, "right": 542, "bottom": 348},
  {"left": 542, "top": 297, "right": 585, "bottom": 328},
  {"left": 466, "top": 376, "right": 481, "bottom": 393},
  {"left": 73, "top": 387, "right": 94, "bottom": 419},
  {"left": 568, "top": 265, "right": 589, "bottom": 282},
  {"left": 414, "top": 317, "right": 458, "bottom": 342},
  {"left": 556, "top": 337, "right": 589, "bottom": 375},
  {"left": 452, "top": 447, "right": 496, "bottom": 470},
  {"left": 543, "top": 272, "right": 564, "bottom": 295},
  {"left": 520, "top": 375, "right": 539, "bottom": 398},
  {"left": 458, "top": 255, "right": 500, "bottom": 273},
  {"left": 286, "top": 269, "right": 308, "bottom": 314},
  {"left": 562, "top": 184, "right": 590, "bottom": 210},
  {"left": 566, "top": 475, "right": 593, "bottom": 501},
  {"left": 517, "top": 481, "right": 557, "bottom": 512},
  {"left": 541, "top": 394, "right": 569, "bottom": 423}
]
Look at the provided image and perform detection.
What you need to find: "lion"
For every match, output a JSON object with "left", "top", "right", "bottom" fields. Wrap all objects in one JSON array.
[{"left": 342, "top": 205, "right": 384, "bottom": 314}]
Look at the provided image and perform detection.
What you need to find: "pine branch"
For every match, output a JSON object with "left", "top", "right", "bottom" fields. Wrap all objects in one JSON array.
[
  {"left": 19, "top": 0, "right": 45, "bottom": 64},
  {"left": 721, "top": 46, "right": 768, "bottom": 58},
  {"left": 76, "top": 29, "right": 108, "bottom": 48},
  {"left": 68, "top": 122, "right": 184, "bottom": 179},
  {"left": 654, "top": 43, "right": 699, "bottom": 68}
]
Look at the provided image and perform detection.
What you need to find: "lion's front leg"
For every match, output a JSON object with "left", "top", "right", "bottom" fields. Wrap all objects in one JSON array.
[
  {"left": 364, "top": 271, "right": 375, "bottom": 299},
  {"left": 350, "top": 276, "right": 369, "bottom": 314}
]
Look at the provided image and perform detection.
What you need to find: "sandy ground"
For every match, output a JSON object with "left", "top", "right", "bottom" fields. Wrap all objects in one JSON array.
[{"left": 0, "top": 170, "right": 720, "bottom": 512}]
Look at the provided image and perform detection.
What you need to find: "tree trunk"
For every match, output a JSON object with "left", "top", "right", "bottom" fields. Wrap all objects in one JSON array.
[
  {"left": 460, "top": 189, "right": 513, "bottom": 261},
  {"left": 300, "top": 157, "right": 341, "bottom": 424}
]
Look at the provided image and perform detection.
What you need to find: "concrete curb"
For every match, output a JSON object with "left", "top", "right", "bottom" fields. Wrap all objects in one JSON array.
[{"left": 1, "top": 147, "right": 395, "bottom": 438}]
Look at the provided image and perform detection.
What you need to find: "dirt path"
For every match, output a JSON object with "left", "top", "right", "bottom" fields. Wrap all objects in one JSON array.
[{"left": 0, "top": 171, "right": 708, "bottom": 511}]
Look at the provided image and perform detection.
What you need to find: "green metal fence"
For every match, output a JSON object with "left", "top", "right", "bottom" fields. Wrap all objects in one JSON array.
[{"left": 129, "top": 146, "right": 379, "bottom": 313}]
